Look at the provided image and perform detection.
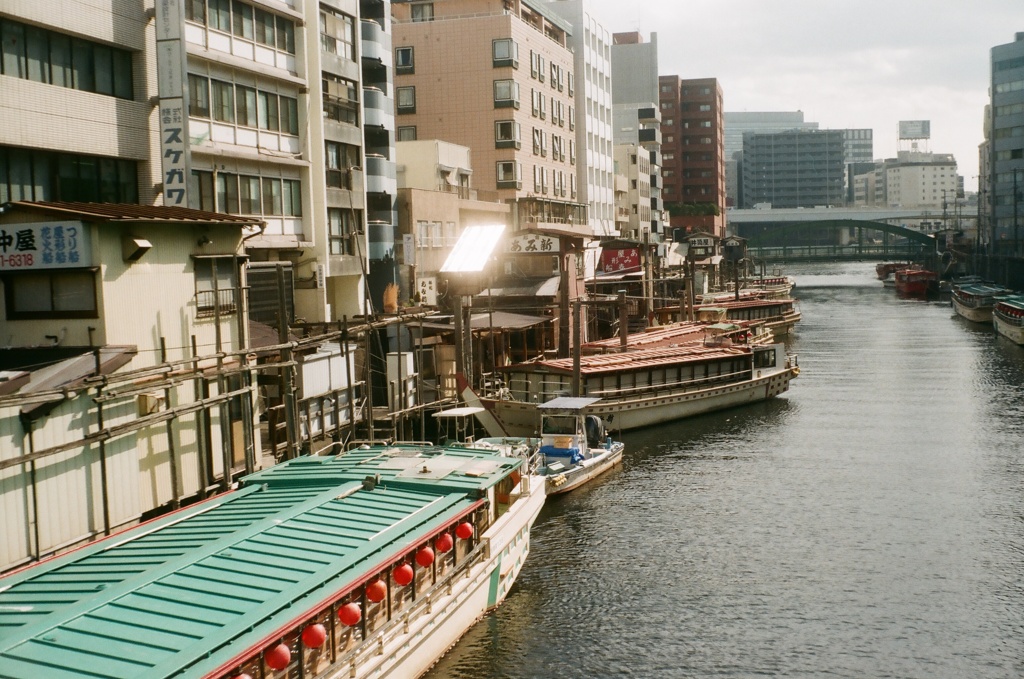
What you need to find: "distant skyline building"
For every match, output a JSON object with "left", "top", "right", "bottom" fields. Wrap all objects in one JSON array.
[
  {"left": 988, "top": 32, "right": 1024, "bottom": 251},
  {"left": 740, "top": 129, "right": 845, "bottom": 209},
  {"left": 659, "top": 75, "right": 726, "bottom": 237},
  {"left": 723, "top": 111, "right": 818, "bottom": 207}
]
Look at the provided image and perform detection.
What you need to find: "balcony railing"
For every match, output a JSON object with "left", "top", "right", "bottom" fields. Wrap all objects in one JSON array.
[{"left": 195, "top": 289, "right": 238, "bottom": 318}]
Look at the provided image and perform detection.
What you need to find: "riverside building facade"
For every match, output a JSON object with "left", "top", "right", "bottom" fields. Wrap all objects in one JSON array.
[{"left": 0, "top": 0, "right": 396, "bottom": 323}]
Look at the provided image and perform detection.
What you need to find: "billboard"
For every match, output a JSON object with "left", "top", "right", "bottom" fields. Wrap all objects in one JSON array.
[{"left": 898, "top": 120, "right": 931, "bottom": 140}]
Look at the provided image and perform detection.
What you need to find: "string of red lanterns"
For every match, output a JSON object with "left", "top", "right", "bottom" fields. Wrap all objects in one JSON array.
[{"left": 240, "top": 519, "right": 479, "bottom": 678}]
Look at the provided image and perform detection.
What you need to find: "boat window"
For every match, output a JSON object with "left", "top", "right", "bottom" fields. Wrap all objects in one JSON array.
[
  {"left": 754, "top": 348, "right": 776, "bottom": 369},
  {"left": 542, "top": 415, "right": 576, "bottom": 435}
]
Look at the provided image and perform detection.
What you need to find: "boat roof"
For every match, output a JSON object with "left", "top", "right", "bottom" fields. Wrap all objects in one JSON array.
[
  {"left": 501, "top": 344, "right": 752, "bottom": 376},
  {"left": 0, "top": 446, "right": 520, "bottom": 679},
  {"left": 433, "top": 406, "right": 486, "bottom": 418},
  {"left": 955, "top": 284, "right": 1012, "bottom": 296},
  {"left": 996, "top": 295, "right": 1024, "bottom": 309},
  {"left": 538, "top": 396, "right": 601, "bottom": 411}
]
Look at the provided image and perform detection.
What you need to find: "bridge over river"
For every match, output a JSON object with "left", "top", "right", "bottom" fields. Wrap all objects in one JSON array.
[{"left": 727, "top": 206, "right": 978, "bottom": 262}]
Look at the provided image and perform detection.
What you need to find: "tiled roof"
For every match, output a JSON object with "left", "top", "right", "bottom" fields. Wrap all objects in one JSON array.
[{"left": 2, "top": 201, "right": 264, "bottom": 227}]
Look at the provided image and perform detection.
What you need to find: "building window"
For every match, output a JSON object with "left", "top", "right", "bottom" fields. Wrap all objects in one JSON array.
[
  {"left": 492, "top": 39, "right": 518, "bottom": 68},
  {"left": 190, "top": 1, "right": 295, "bottom": 54},
  {"left": 496, "top": 161, "right": 521, "bottom": 189},
  {"left": 235, "top": 85, "right": 257, "bottom": 127},
  {"left": 211, "top": 80, "right": 235, "bottom": 123},
  {"left": 0, "top": 18, "right": 133, "bottom": 99},
  {"left": 0, "top": 146, "right": 137, "bottom": 204},
  {"left": 699, "top": 104, "right": 711, "bottom": 111},
  {"left": 396, "top": 46, "right": 414, "bottom": 74},
  {"left": 3, "top": 269, "right": 98, "bottom": 320},
  {"left": 396, "top": 86, "right": 416, "bottom": 113},
  {"left": 410, "top": 2, "right": 434, "bottom": 22},
  {"left": 568, "top": 72, "right": 574, "bottom": 96},
  {"left": 328, "top": 208, "right": 360, "bottom": 255},
  {"left": 187, "top": 74, "right": 210, "bottom": 117},
  {"left": 495, "top": 120, "right": 521, "bottom": 149},
  {"left": 320, "top": 8, "right": 355, "bottom": 60},
  {"left": 326, "top": 141, "right": 360, "bottom": 188},
  {"left": 493, "top": 79, "right": 519, "bottom": 109},
  {"left": 194, "top": 256, "right": 238, "bottom": 318},
  {"left": 323, "top": 74, "right": 359, "bottom": 126},
  {"left": 397, "top": 126, "right": 417, "bottom": 141}
]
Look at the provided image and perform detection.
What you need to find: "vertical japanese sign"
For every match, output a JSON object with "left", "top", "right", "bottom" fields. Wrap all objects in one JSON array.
[{"left": 156, "top": 0, "right": 190, "bottom": 207}]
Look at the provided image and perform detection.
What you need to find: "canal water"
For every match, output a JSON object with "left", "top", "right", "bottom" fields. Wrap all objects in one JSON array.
[{"left": 425, "top": 261, "right": 1024, "bottom": 679}]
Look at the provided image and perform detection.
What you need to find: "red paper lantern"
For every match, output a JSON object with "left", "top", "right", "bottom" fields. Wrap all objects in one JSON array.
[
  {"left": 338, "top": 602, "right": 361, "bottom": 627},
  {"left": 415, "top": 546, "right": 435, "bottom": 567},
  {"left": 456, "top": 522, "right": 474, "bottom": 540},
  {"left": 230, "top": 675, "right": 253, "bottom": 679},
  {"left": 264, "top": 643, "right": 291, "bottom": 671},
  {"left": 366, "top": 579, "right": 387, "bottom": 603},
  {"left": 301, "top": 623, "right": 327, "bottom": 648},
  {"left": 393, "top": 563, "right": 414, "bottom": 586},
  {"left": 435, "top": 533, "right": 454, "bottom": 553}
]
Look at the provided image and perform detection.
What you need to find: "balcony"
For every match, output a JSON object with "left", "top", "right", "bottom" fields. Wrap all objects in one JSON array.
[
  {"left": 638, "top": 127, "right": 662, "bottom": 147},
  {"left": 638, "top": 107, "right": 661, "bottom": 124},
  {"left": 360, "top": 20, "right": 391, "bottom": 65},
  {"left": 365, "top": 154, "right": 397, "bottom": 195},
  {"left": 363, "top": 87, "right": 394, "bottom": 129}
]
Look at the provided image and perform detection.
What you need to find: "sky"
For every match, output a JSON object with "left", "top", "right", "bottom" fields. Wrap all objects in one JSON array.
[{"left": 580, "top": 0, "right": 1022, "bottom": 193}]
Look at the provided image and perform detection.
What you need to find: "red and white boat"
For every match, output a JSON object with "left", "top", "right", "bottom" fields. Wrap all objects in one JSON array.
[
  {"left": 993, "top": 295, "right": 1024, "bottom": 345},
  {"left": 894, "top": 268, "right": 937, "bottom": 298}
]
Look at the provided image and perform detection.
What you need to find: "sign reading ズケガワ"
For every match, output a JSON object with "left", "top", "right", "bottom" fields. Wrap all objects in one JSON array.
[{"left": 0, "top": 221, "right": 92, "bottom": 271}]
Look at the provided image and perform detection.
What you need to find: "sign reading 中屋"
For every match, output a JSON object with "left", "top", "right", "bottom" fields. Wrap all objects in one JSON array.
[{"left": 0, "top": 221, "right": 92, "bottom": 271}]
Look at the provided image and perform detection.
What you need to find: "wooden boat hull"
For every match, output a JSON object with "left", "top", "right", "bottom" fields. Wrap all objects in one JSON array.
[
  {"left": 994, "top": 313, "right": 1024, "bottom": 345},
  {"left": 485, "top": 366, "right": 797, "bottom": 436},
  {"left": 952, "top": 298, "right": 994, "bottom": 324},
  {"left": 544, "top": 444, "right": 624, "bottom": 495}
]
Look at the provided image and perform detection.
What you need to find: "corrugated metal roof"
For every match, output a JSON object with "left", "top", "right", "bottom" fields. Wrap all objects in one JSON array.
[
  {"left": 3, "top": 201, "right": 264, "bottom": 227},
  {"left": 0, "top": 445, "right": 520, "bottom": 679}
]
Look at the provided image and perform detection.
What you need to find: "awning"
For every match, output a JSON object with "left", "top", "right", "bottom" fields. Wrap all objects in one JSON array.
[
  {"left": 418, "top": 310, "right": 551, "bottom": 333},
  {"left": 479, "top": 275, "right": 560, "bottom": 298}
]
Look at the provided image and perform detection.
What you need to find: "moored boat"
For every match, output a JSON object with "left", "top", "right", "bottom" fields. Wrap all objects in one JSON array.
[
  {"left": 468, "top": 342, "right": 798, "bottom": 436},
  {"left": 536, "top": 397, "right": 624, "bottom": 495},
  {"left": 876, "top": 261, "right": 911, "bottom": 280},
  {"left": 993, "top": 295, "right": 1024, "bottom": 345},
  {"left": 951, "top": 283, "right": 1013, "bottom": 324},
  {"left": 894, "top": 268, "right": 938, "bottom": 297},
  {"left": 0, "top": 444, "right": 545, "bottom": 679}
]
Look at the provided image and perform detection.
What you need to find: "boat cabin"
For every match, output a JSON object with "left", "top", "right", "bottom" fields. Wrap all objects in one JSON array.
[{"left": 537, "top": 396, "right": 607, "bottom": 465}]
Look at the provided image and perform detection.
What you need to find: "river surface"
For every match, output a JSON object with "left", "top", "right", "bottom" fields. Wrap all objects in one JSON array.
[{"left": 424, "top": 261, "right": 1024, "bottom": 679}]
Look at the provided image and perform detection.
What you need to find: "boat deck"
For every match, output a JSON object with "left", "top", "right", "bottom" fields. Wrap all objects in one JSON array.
[{"left": 0, "top": 447, "right": 520, "bottom": 679}]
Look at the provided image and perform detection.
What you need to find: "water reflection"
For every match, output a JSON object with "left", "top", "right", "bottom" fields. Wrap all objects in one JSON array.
[{"left": 426, "top": 262, "right": 1024, "bottom": 679}]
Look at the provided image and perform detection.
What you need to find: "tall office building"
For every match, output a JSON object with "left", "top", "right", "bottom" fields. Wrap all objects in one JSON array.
[
  {"left": 546, "top": 0, "right": 615, "bottom": 238},
  {"left": 723, "top": 111, "right": 818, "bottom": 207},
  {"left": 988, "top": 32, "right": 1024, "bottom": 250},
  {"left": 0, "top": 0, "right": 394, "bottom": 323},
  {"left": 611, "top": 31, "right": 662, "bottom": 240},
  {"left": 392, "top": 0, "right": 586, "bottom": 238},
  {"left": 740, "top": 129, "right": 845, "bottom": 209},
  {"left": 659, "top": 75, "right": 726, "bottom": 237}
]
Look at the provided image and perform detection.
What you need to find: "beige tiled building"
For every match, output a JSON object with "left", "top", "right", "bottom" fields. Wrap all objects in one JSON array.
[{"left": 392, "top": 0, "right": 586, "bottom": 238}]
